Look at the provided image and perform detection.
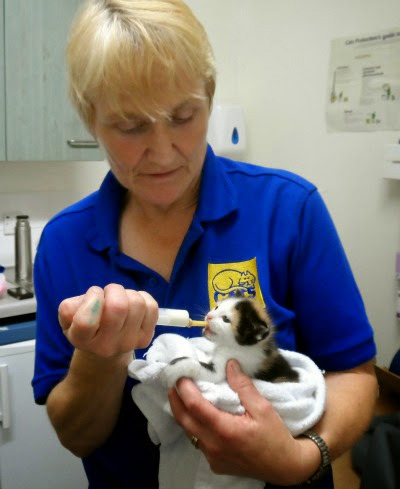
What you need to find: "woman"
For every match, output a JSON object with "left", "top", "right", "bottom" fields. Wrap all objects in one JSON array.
[{"left": 32, "top": 1, "right": 378, "bottom": 487}]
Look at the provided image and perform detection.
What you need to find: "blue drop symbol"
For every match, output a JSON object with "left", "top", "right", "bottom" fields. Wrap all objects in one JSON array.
[{"left": 232, "top": 127, "right": 239, "bottom": 144}]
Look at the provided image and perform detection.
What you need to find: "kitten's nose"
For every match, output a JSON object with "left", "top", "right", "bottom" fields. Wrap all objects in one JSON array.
[{"left": 206, "top": 313, "right": 213, "bottom": 320}]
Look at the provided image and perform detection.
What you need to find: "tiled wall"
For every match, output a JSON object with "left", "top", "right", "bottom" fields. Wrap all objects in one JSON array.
[{"left": 0, "top": 191, "right": 84, "bottom": 266}]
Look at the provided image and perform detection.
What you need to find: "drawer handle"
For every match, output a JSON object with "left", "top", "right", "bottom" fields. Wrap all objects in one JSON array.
[
  {"left": 0, "top": 364, "right": 11, "bottom": 430},
  {"left": 67, "top": 139, "right": 99, "bottom": 148}
]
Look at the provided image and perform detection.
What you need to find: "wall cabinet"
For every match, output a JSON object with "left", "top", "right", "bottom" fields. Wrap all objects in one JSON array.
[
  {"left": 0, "top": 1, "right": 6, "bottom": 160},
  {"left": 2, "top": 0, "right": 102, "bottom": 161},
  {"left": 0, "top": 340, "right": 87, "bottom": 489}
]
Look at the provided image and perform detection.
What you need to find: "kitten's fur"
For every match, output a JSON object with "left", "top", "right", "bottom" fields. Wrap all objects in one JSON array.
[{"left": 162, "top": 293, "right": 299, "bottom": 387}]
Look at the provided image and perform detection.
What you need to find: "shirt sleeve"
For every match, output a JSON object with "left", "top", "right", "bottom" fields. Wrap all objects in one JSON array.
[
  {"left": 290, "top": 189, "right": 376, "bottom": 371},
  {"left": 31, "top": 241, "right": 74, "bottom": 404}
]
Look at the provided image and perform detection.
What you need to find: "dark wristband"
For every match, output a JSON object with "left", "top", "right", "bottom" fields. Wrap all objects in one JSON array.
[{"left": 300, "top": 430, "right": 331, "bottom": 485}]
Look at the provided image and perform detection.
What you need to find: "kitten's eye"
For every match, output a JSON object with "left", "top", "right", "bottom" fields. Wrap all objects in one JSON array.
[
  {"left": 222, "top": 315, "right": 231, "bottom": 323},
  {"left": 214, "top": 306, "right": 219, "bottom": 310}
]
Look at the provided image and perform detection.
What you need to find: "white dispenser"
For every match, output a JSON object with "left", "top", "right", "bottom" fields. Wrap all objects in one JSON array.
[
  {"left": 383, "top": 143, "right": 400, "bottom": 180},
  {"left": 207, "top": 103, "right": 246, "bottom": 156}
]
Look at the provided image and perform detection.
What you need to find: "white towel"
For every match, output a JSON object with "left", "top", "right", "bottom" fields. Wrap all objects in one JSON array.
[{"left": 128, "top": 333, "right": 326, "bottom": 489}]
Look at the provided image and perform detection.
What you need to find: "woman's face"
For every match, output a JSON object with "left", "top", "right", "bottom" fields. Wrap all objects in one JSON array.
[{"left": 92, "top": 83, "right": 210, "bottom": 211}]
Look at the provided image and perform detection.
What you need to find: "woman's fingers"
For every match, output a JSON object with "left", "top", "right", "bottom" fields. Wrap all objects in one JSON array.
[
  {"left": 169, "top": 378, "right": 217, "bottom": 436},
  {"left": 62, "top": 287, "right": 105, "bottom": 345},
  {"left": 58, "top": 294, "right": 85, "bottom": 331},
  {"left": 129, "top": 290, "right": 158, "bottom": 348},
  {"left": 225, "top": 360, "right": 270, "bottom": 416},
  {"left": 58, "top": 285, "right": 157, "bottom": 356}
]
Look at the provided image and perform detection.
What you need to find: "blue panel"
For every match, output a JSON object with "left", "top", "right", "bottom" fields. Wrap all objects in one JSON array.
[{"left": 0, "top": 320, "right": 36, "bottom": 345}]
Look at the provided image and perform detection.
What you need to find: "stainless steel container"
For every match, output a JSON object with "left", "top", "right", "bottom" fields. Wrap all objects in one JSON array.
[{"left": 15, "top": 215, "right": 33, "bottom": 284}]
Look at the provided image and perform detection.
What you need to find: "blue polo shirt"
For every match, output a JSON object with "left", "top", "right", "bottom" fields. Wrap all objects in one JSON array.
[{"left": 32, "top": 145, "right": 375, "bottom": 488}]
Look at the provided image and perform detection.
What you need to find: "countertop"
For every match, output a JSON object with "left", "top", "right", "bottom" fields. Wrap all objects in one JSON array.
[
  {"left": 0, "top": 339, "right": 35, "bottom": 356},
  {"left": 0, "top": 267, "right": 36, "bottom": 319}
]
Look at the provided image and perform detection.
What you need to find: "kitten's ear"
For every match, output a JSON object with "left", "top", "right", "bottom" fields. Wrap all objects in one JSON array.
[
  {"left": 254, "top": 320, "right": 270, "bottom": 341},
  {"left": 235, "top": 300, "right": 272, "bottom": 345},
  {"left": 234, "top": 289, "right": 243, "bottom": 298}
]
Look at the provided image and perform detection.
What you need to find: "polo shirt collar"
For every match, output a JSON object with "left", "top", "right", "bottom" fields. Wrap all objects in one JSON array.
[
  {"left": 88, "top": 171, "right": 126, "bottom": 252},
  {"left": 88, "top": 145, "right": 238, "bottom": 252},
  {"left": 196, "top": 145, "right": 238, "bottom": 222}
]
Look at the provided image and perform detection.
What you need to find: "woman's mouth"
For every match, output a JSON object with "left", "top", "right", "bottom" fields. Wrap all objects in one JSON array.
[{"left": 145, "top": 168, "right": 181, "bottom": 180}]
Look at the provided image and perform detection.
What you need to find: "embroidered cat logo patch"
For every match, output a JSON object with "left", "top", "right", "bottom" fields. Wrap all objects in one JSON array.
[{"left": 208, "top": 258, "right": 265, "bottom": 309}]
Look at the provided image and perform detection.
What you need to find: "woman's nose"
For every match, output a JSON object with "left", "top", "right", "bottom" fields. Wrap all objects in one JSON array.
[{"left": 146, "top": 121, "right": 175, "bottom": 163}]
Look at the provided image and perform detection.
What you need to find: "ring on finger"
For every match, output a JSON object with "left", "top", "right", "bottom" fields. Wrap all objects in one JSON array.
[{"left": 190, "top": 435, "right": 200, "bottom": 449}]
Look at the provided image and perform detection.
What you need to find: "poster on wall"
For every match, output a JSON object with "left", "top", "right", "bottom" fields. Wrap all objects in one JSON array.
[{"left": 326, "top": 27, "right": 400, "bottom": 132}]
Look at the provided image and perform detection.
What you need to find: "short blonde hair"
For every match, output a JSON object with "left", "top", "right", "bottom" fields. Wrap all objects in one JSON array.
[{"left": 67, "top": 0, "right": 216, "bottom": 130}]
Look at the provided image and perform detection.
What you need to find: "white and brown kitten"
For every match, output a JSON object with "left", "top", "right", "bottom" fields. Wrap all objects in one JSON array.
[{"left": 162, "top": 293, "right": 299, "bottom": 387}]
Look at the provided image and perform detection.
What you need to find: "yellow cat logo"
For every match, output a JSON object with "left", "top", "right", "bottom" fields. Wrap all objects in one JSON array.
[{"left": 208, "top": 257, "right": 265, "bottom": 309}]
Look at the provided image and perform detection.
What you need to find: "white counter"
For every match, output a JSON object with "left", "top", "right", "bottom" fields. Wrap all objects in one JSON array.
[
  {"left": 0, "top": 267, "right": 36, "bottom": 319},
  {"left": 0, "top": 339, "right": 35, "bottom": 357}
]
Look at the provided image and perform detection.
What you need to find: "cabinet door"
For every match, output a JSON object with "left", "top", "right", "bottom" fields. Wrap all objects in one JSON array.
[
  {"left": 4, "top": 0, "right": 103, "bottom": 161},
  {"left": 0, "top": 345, "right": 87, "bottom": 489},
  {"left": 0, "top": 0, "right": 5, "bottom": 160}
]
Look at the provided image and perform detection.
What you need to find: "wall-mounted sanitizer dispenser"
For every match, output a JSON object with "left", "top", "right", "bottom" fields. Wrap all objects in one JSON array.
[
  {"left": 383, "top": 143, "right": 400, "bottom": 180},
  {"left": 207, "top": 103, "right": 246, "bottom": 157}
]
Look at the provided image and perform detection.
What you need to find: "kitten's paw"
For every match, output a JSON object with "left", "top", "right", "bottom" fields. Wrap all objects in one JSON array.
[{"left": 161, "top": 358, "right": 201, "bottom": 388}]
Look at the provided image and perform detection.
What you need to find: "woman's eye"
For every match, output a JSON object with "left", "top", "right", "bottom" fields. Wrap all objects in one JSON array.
[
  {"left": 117, "top": 121, "right": 150, "bottom": 134},
  {"left": 222, "top": 315, "right": 231, "bottom": 323},
  {"left": 172, "top": 114, "right": 193, "bottom": 125},
  {"left": 171, "top": 108, "right": 195, "bottom": 125}
]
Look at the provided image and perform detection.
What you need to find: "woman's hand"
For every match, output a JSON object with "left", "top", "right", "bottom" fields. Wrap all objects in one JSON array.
[
  {"left": 48, "top": 284, "right": 158, "bottom": 457},
  {"left": 168, "top": 360, "right": 320, "bottom": 485},
  {"left": 58, "top": 284, "right": 158, "bottom": 357}
]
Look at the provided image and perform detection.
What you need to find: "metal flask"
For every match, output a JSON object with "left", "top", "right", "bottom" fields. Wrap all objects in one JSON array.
[{"left": 15, "top": 215, "right": 33, "bottom": 284}]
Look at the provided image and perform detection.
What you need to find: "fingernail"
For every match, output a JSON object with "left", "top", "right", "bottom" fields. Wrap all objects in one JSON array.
[
  {"left": 174, "top": 377, "right": 184, "bottom": 394},
  {"left": 229, "top": 359, "right": 242, "bottom": 373}
]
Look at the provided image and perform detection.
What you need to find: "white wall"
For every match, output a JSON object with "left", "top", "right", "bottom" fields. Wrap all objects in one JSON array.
[
  {"left": 188, "top": 0, "right": 400, "bottom": 365},
  {"left": 1, "top": 0, "right": 399, "bottom": 365},
  {"left": 0, "top": 160, "right": 108, "bottom": 194}
]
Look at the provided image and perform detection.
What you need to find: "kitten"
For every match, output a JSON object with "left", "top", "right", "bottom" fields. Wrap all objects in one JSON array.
[{"left": 162, "top": 293, "right": 299, "bottom": 387}]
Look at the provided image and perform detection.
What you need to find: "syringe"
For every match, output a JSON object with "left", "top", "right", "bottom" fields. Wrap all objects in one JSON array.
[{"left": 157, "top": 308, "right": 207, "bottom": 328}]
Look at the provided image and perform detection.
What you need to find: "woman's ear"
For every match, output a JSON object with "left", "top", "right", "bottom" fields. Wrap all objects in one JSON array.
[
  {"left": 206, "top": 78, "right": 215, "bottom": 110},
  {"left": 87, "top": 103, "right": 98, "bottom": 138}
]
